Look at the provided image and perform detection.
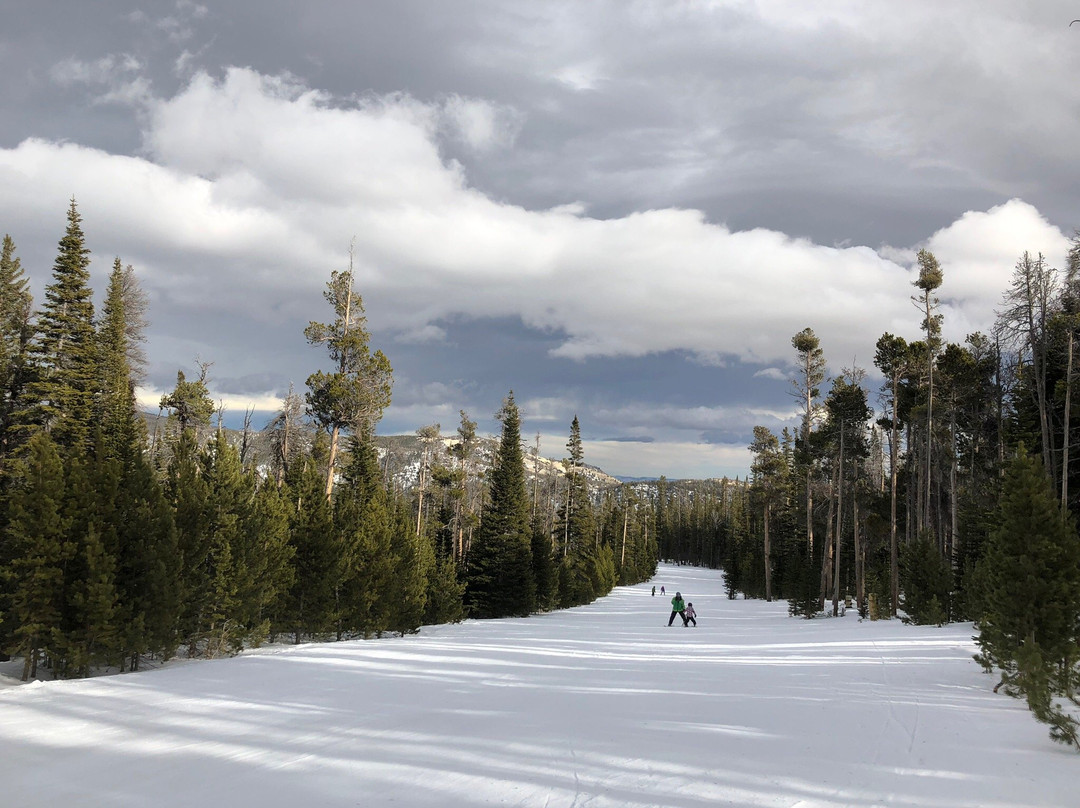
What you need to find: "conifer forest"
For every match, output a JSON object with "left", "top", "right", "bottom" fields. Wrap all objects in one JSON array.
[{"left": 2, "top": 202, "right": 1079, "bottom": 748}]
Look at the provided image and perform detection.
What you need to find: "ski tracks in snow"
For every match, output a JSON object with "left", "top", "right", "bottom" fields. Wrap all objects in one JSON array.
[{"left": 870, "top": 638, "right": 922, "bottom": 760}]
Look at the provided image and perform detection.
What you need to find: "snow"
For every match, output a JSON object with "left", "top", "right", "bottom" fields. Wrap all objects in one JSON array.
[{"left": 0, "top": 564, "right": 1075, "bottom": 807}]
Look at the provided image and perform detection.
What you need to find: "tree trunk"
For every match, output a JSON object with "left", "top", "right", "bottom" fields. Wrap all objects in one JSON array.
[
  {"left": 833, "top": 428, "right": 844, "bottom": 617},
  {"left": 889, "top": 376, "right": 900, "bottom": 617},
  {"left": 819, "top": 468, "right": 837, "bottom": 612},
  {"left": 324, "top": 424, "right": 340, "bottom": 499},
  {"left": 1063, "top": 329, "right": 1073, "bottom": 510},
  {"left": 854, "top": 466, "right": 864, "bottom": 615},
  {"left": 763, "top": 502, "right": 772, "bottom": 602},
  {"left": 621, "top": 504, "right": 628, "bottom": 568}
]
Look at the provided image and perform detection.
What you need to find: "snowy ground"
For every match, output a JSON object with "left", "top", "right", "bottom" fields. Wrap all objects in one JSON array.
[{"left": 0, "top": 564, "right": 1075, "bottom": 807}]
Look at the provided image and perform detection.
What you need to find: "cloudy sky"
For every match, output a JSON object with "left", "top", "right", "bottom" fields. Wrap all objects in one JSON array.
[{"left": 2, "top": 1, "right": 1078, "bottom": 479}]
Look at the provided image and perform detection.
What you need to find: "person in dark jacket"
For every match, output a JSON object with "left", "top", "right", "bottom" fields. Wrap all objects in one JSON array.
[{"left": 668, "top": 592, "right": 687, "bottom": 626}]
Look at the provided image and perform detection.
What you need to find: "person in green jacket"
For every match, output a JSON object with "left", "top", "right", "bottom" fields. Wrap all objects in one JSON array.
[{"left": 668, "top": 592, "right": 687, "bottom": 626}]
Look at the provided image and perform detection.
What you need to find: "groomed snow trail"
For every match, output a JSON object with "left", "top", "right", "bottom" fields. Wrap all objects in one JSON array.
[{"left": 0, "top": 564, "right": 1074, "bottom": 807}]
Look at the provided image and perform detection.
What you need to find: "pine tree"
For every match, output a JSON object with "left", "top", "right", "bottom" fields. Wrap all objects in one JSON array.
[
  {"left": 304, "top": 250, "right": 393, "bottom": 498},
  {"left": 385, "top": 495, "right": 433, "bottom": 636},
  {"left": 59, "top": 441, "right": 121, "bottom": 677},
  {"left": 23, "top": 200, "right": 98, "bottom": 451},
  {"left": 165, "top": 428, "right": 212, "bottom": 654},
  {"left": 424, "top": 555, "right": 466, "bottom": 625},
  {"left": 238, "top": 479, "right": 295, "bottom": 640},
  {"left": 159, "top": 364, "right": 215, "bottom": 436},
  {"left": 98, "top": 258, "right": 146, "bottom": 460},
  {"left": 466, "top": 392, "right": 535, "bottom": 618},
  {"left": 976, "top": 447, "right": 1080, "bottom": 735},
  {"left": 555, "top": 416, "right": 605, "bottom": 607},
  {"left": 334, "top": 433, "right": 396, "bottom": 637},
  {"left": 2, "top": 432, "right": 71, "bottom": 679},
  {"left": 900, "top": 533, "right": 951, "bottom": 625},
  {"left": 283, "top": 456, "right": 341, "bottom": 640},
  {"left": 113, "top": 443, "right": 180, "bottom": 667},
  {"left": 0, "top": 233, "right": 33, "bottom": 473}
]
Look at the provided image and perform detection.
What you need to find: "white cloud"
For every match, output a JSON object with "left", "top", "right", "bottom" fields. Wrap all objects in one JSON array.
[
  {"left": 1, "top": 65, "right": 1070, "bottom": 477},
  {"left": 924, "top": 199, "right": 1070, "bottom": 320},
  {"left": 588, "top": 439, "right": 752, "bottom": 481},
  {"left": 6, "top": 68, "right": 1065, "bottom": 373},
  {"left": 440, "top": 95, "right": 523, "bottom": 151},
  {"left": 49, "top": 54, "right": 149, "bottom": 106},
  {"left": 136, "top": 387, "right": 284, "bottom": 415},
  {"left": 754, "top": 368, "right": 787, "bottom": 381}
]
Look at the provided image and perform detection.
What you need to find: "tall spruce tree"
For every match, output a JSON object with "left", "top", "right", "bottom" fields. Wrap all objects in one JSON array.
[
  {"left": 556, "top": 416, "right": 604, "bottom": 608},
  {"left": 62, "top": 446, "right": 119, "bottom": 677},
  {"left": 334, "top": 434, "right": 395, "bottom": 637},
  {"left": 282, "top": 455, "right": 341, "bottom": 640},
  {"left": 165, "top": 428, "right": 212, "bottom": 654},
  {"left": 3, "top": 431, "right": 70, "bottom": 679},
  {"left": 112, "top": 442, "right": 181, "bottom": 667},
  {"left": 23, "top": 200, "right": 98, "bottom": 451},
  {"left": 97, "top": 258, "right": 145, "bottom": 460},
  {"left": 237, "top": 479, "right": 295, "bottom": 640},
  {"left": 975, "top": 446, "right": 1080, "bottom": 748},
  {"left": 466, "top": 392, "right": 535, "bottom": 618},
  {"left": 0, "top": 234, "right": 33, "bottom": 472}
]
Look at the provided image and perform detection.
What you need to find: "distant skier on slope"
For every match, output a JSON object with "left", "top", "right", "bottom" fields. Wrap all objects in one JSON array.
[{"left": 668, "top": 592, "right": 687, "bottom": 626}]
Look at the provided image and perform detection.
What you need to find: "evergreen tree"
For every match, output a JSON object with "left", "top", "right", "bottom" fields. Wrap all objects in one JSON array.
[
  {"left": 159, "top": 364, "right": 215, "bottom": 436},
  {"left": 466, "top": 392, "right": 535, "bottom": 618},
  {"left": 283, "top": 456, "right": 340, "bottom": 640},
  {"left": 791, "top": 327, "right": 826, "bottom": 557},
  {"left": 530, "top": 519, "right": 557, "bottom": 611},
  {"left": 424, "top": 555, "right": 466, "bottom": 625},
  {"left": 385, "top": 495, "right": 433, "bottom": 636},
  {"left": 2, "top": 432, "right": 70, "bottom": 679},
  {"left": 238, "top": 479, "right": 295, "bottom": 640},
  {"left": 304, "top": 251, "right": 392, "bottom": 498},
  {"left": 335, "top": 433, "right": 395, "bottom": 637},
  {"left": 875, "top": 333, "right": 910, "bottom": 616},
  {"left": 749, "top": 426, "right": 786, "bottom": 602},
  {"left": 59, "top": 440, "right": 121, "bottom": 677},
  {"left": 900, "top": 533, "right": 951, "bottom": 625},
  {"left": 97, "top": 258, "right": 145, "bottom": 460},
  {"left": 22, "top": 200, "right": 98, "bottom": 451},
  {"left": 165, "top": 428, "right": 212, "bottom": 654},
  {"left": 0, "top": 233, "right": 34, "bottom": 473},
  {"left": 556, "top": 416, "right": 603, "bottom": 607},
  {"left": 975, "top": 446, "right": 1080, "bottom": 748},
  {"left": 198, "top": 430, "right": 258, "bottom": 655},
  {"left": 113, "top": 442, "right": 180, "bottom": 667}
]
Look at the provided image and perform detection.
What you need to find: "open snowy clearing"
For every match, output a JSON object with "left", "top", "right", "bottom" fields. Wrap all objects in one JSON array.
[{"left": 0, "top": 564, "right": 1075, "bottom": 807}]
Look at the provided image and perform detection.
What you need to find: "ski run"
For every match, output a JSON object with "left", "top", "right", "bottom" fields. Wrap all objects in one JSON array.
[{"left": 1, "top": 563, "right": 1075, "bottom": 807}]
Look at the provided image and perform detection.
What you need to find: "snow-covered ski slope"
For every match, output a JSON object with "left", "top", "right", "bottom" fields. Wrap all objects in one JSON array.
[{"left": 1, "top": 564, "right": 1075, "bottom": 807}]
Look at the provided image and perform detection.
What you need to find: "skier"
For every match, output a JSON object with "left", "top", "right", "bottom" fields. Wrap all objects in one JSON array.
[
  {"left": 684, "top": 602, "right": 697, "bottom": 627},
  {"left": 660, "top": 585, "right": 665, "bottom": 596},
  {"left": 668, "top": 592, "right": 687, "bottom": 626},
  {"left": 651, "top": 586, "right": 656, "bottom": 597}
]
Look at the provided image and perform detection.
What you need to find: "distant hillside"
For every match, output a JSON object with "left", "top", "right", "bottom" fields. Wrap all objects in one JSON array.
[{"left": 139, "top": 411, "right": 627, "bottom": 489}]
